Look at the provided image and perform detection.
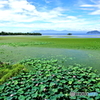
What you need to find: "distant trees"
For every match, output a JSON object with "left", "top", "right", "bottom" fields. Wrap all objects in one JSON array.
[
  {"left": 0, "top": 31, "right": 42, "bottom": 35},
  {"left": 67, "top": 33, "right": 72, "bottom": 35}
]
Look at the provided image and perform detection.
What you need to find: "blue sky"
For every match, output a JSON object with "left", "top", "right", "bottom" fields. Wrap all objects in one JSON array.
[{"left": 0, "top": 0, "right": 100, "bottom": 32}]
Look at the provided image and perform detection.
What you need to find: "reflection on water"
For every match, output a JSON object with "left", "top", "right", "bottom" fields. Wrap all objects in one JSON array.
[{"left": 0, "top": 46, "right": 100, "bottom": 73}]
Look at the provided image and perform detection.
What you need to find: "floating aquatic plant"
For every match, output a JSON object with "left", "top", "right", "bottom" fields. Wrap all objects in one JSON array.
[{"left": 0, "top": 58, "right": 100, "bottom": 100}]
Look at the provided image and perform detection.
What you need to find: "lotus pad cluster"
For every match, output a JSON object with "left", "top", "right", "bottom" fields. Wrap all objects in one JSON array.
[{"left": 0, "top": 58, "right": 100, "bottom": 100}]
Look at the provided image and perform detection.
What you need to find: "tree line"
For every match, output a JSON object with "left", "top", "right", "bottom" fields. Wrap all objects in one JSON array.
[{"left": 0, "top": 31, "right": 42, "bottom": 35}]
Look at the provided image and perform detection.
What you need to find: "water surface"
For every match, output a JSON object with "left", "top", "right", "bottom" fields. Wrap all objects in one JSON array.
[
  {"left": 50, "top": 35, "right": 100, "bottom": 38},
  {"left": 0, "top": 46, "right": 100, "bottom": 73}
]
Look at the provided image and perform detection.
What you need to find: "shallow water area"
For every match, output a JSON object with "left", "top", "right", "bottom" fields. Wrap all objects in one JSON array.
[
  {"left": 0, "top": 45, "right": 100, "bottom": 73},
  {"left": 50, "top": 35, "right": 100, "bottom": 38}
]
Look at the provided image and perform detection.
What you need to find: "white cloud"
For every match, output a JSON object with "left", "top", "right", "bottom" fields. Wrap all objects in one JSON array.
[
  {"left": 1, "top": 14, "right": 92, "bottom": 32},
  {"left": 0, "top": 0, "right": 66, "bottom": 23},
  {"left": 0, "top": 0, "right": 71, "bottom": 32},
  {"left": 0, "top": 0, "right": 8, "bottom": 8},
  {"left": 0, "top": 0, "right": 8, "bottom": 5},
  {"left": 9, "top": 0, "right": 36, "bottom": 12},
  {"left": 0, "top": 0, "right": 39, "bottom": 22},
  {"left": 90, "top": 10, "right": 100, "bottom": 15},
  {"left": 90, "top": 0, "right": 100, "bottom": 4},
  {"left": 66, "top": 16, "right": 77, "bottom": 19},
  {"left": 80, "top": 4, "right": 96, "bottom": 7},
  {"left": 80, "top": 0, "right": 100, "bottom": 15},
  {"left": 0, "top": 0, "right": 100, "bottom": 32}
]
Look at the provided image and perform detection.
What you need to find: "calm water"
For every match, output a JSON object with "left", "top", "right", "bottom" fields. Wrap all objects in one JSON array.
[
  {"left": 1, "top": 35, "right": 100, "bottom": 38},
  {"left": 0, "top": 46, "right": 100, "bottom": 73},
  {"left": 50, "top": 35, "right": 100, "bottom": 38}
]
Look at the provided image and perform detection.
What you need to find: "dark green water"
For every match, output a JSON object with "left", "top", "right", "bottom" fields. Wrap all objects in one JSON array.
[{"left": 0, "top": 45, "right": 100, "bottom": 73}]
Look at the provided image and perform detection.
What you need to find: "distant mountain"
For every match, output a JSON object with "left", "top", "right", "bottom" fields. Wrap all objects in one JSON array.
[
  {"left": 34, "top": 30, "right": 68, "bottom": 33},
  {"left": 87, "top": 30, "right": 100, "bottom": 34},
  {"left": 33, "top": 30, "right": 86, "bottom": 35},
  {"left": 34, "top": 30, "right": 69, "bottom": 35}
]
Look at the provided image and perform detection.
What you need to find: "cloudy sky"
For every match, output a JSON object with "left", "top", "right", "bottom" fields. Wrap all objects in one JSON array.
[{"left": 0, "top": 0, "right": 100, "bottom": 32}]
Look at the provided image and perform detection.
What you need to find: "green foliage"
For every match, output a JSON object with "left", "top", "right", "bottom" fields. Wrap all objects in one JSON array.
[
  {"left": 0, "top": 58, "right": 100, "bottom": 99},
  {"left": 0, "top": 62, "right": 27, "bottom": 85},
  {"left": 0, "top": 31, "right": 42, "bottom": 35},
  {"left": 0, "top": 42, "right": 52, "bottom": 47},
  {"left": 67, "top": 33, "right": 72, "bottom": 35}
]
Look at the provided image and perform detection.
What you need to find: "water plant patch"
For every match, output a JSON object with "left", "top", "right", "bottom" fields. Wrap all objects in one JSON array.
[
  {"left": 0, "top": 61, "right": 27, "bottom": 85},
  {"left": 0, "top": 36, "right": 100, "bottom": 50},
  {"left": 0, "top": 58, "right": 100, "bottom": 100}
]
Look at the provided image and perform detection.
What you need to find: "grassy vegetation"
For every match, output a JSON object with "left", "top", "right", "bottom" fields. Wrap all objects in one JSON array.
[
  {"left": 0, "top": 61, "right": 28, "bottom": 85},
  {"left": 0, "top": 36, "right": 100, "bottom": 50}
]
